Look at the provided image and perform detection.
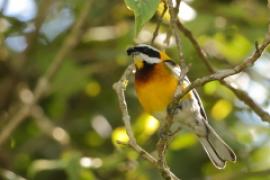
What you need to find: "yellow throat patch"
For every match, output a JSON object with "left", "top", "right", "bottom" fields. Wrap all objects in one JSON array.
[{"left": 134, "top": 56, "right": 144, "bottom": 69}]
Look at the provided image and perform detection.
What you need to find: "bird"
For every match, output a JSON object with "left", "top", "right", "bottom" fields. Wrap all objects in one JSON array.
[{"left": 126, "top": 44, "right": 236, "bottom": 169}]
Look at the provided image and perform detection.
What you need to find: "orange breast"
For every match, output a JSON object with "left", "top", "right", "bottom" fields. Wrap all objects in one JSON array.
[{"left": 135, "top": 63, "right": 178, "bottom": 114}]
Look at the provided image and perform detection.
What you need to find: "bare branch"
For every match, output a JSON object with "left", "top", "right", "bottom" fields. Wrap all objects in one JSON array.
[
  {"left": 113, "top": 64, "right": 136, "bottom": 143},
  {"left": 0, "top": 0, "right": 93, "bottom": 146},
  {"left": 151, "top": 2, "right": 167, "bottom": 45},
  {"left": 221, "top": 83, "right": 270, "bottom": 122},
  {"left": 166, "top": 0, "right": 187, "bottom": 80},
  {"left": 176, "top": 21, "right": 214, "bottom": 73}
]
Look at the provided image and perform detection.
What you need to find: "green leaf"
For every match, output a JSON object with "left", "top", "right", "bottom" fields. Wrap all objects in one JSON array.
[{"left": 124, "top": 0, "right": 160, "bottom": 35}]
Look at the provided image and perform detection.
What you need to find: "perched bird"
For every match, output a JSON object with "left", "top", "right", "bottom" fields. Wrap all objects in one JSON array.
[{"left": 127, "top": 44, "right": 236, "bottom": 169}]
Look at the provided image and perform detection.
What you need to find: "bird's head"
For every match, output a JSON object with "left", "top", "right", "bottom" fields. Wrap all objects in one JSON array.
[{"left": 127, "top": 44, "right": 170, "bottom": 69}]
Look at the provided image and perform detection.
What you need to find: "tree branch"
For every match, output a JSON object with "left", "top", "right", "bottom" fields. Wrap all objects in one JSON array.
[
  {"left": 151, "top": 2, "right": 167, "bottom": 45},
  {"left": 176, "top": 21, "right": 214, "bottom": 73},
  {"left": 113, "top": 64, "right": 136, "bottom": 143},
  {"left": 175, "top": 20, "right": 270, "bottom": 122},
  {"left": 0, "top": 0, "right": 92, "bottom": 146},
  {"left": 113, "top": 64, "right": 180, "bottom": 180},
  {"left": 166, "top": 0, "right": 187, "bottom": 80}
]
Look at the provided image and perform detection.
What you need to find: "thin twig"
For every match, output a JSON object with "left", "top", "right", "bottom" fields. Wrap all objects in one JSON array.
[
  {"left": 24, "top": 0, "right": 53, "bottom": 59},
  {"left": 166, "top": 0, "right": 187, "bottom": 80},
  {"left": 151, "top": 2, "right": 167, "bottom": 45},
  {"left": 0, "top": 0, "right": 92, "bottom": 146},
  {"left": 176, "top": 21, "right": 214, "bottom": 73}
]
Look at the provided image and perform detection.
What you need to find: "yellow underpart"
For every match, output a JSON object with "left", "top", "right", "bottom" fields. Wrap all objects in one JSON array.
[
  {"left": 135, "top": 63, "right": 178, "bottom": 113},
  {"left": 181, "top": 80, "right": 192, "bottom": 99}
]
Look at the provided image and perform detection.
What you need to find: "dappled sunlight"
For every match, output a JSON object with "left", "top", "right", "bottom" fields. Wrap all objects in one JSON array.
[
  {"left": 85, "top": 81, "right": 101, "bottom": 97},
  {"left": 225, "top": 72, "right": 250, "bottom": 91},
  {"left": 41, "top": 8, "right": 74, "bottom": 41},
  {"left": 158, "top": 0, "right": 196, "bottom": 22},
  {"left": 177, "top": 1, "right": 196, "bottom": 22},
  {"left": 203, "top": 81, "right": 218, "bottom": 95},
  {"left": 142, "top": 114, "right": 160, "bottom": 135},
  {"left": 0, "top": 0, "right": 36, "bottom": 21},
  {"left": 211, "top": 99, "right": 232, "bottom": 121},
  {"left": 254, "top": 53, "right": 270, "bottom": 79},
  {"left": 0, "top": 0, "right": 269, "bottom": 179},
  {"left": 5, "top": 35, "right": 27, "bottom": 52},
  {"left": 248, "top": 81, "right": 268, "bottom": 105},
  {"left": 198, "top": 32, "right": 252, "bottom": 63},
  {"left": 52, "top": 127, "right": 70, "bottom": 145},
  {"left": 80, "top": 157, "right": 103, "bottom": 169},
  {"left": 226, "top": 71, "right": 268, "bottom": 106},
  {"left": 134, "top": 113, "right": 160, "bottom": 143},
  {"left": 83, "top": 24, "right": 129, "bottom": 42},
  {"left": 91, "top": 115, "right": 112, "bottom": 138}
]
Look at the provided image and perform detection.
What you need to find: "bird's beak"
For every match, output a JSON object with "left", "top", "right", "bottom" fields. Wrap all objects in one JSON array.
[{"left": 127, "top": 47, "right": 135, "bottom": 56}]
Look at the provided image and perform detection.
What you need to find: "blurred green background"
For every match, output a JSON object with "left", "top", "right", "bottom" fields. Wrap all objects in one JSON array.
[{"left": 0, "top": 0, "right": 270, "bottom": 179}]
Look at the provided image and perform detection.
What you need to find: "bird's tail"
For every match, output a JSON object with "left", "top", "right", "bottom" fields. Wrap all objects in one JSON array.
[{"left": 198, "top": 122, "right": 236, "bottom": 169}]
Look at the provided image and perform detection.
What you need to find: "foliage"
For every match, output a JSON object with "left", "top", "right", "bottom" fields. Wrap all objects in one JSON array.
[
  {"left": 124, "top": 0, "right": 160, "bottom": 35},
  {"left": 0, "top": 0, "right": 270, "bottom": 179}
]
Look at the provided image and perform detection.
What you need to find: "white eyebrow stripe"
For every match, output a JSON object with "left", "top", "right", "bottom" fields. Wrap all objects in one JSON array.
[{"left": 140, "top": 53, "right": 161, "bottom": 64}]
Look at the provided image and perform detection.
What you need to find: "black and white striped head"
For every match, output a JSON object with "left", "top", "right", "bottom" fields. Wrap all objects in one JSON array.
[{"left": 127, "top": 44, "right": 162, "bottom": 69}]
